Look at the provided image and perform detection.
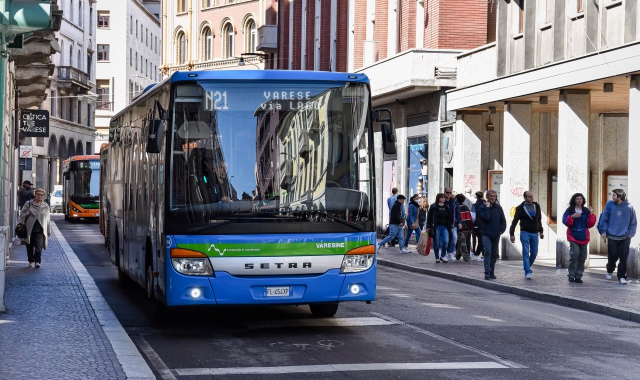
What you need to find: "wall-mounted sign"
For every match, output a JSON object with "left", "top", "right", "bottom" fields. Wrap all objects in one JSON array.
[
  {"left": 443, "top": 129, "right": 454, "bottom": 164},
  {"left": 19, "top": 145, "right": 33, "bottom": 158},
  {"left": 20, "top": 109, "right": 49, "bottom": 137},
  {"left": 487, "top": 170, "right": 503, "bottom": 201},
  {"left": 602, "top": 171, "right": 628, "bottom": 211}
]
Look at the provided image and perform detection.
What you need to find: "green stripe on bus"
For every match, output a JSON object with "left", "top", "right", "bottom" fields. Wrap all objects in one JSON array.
[{"left": 177, "top": 241, "right": 371, "bottom": 257}]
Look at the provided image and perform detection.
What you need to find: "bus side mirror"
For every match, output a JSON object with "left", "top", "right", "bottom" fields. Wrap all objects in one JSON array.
[
  {"left": 146, "top": 119, "right": 164, "bottom": 153},
  {"left": 381, "top": 123, "right": 397, "bottom": 155}
]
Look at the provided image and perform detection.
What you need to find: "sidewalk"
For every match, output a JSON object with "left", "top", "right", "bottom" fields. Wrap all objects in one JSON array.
[
  {"left": 0, "top": 222, "right": 154, "bottom": 380},
  {"left": 377, "top": 241, "right": 640, "bottom": 323}
]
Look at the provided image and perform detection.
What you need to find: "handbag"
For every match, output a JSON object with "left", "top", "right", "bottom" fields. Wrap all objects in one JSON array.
[
  {"left": 427, "top": 227, "right": 435, "bottom": 238},
  {"left": 15, "top": 222, "right": 28, "bottom": 239},
  {"left": 410, "top": 220, "right": 419, "bottom": 230}
]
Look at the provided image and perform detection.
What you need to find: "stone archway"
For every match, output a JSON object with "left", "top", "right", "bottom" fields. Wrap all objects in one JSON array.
[
  {"left": 48, "top": 134, "right": 58, "bottom": 157},
  {"left": 76, "top": 140, "right": 84, "bottom": 155},
  {"left": 68, "top": 138, "right": 76, "bottom": 157},
  {"left": 58, "top": 135, "right": 67, "bottom": 159}
]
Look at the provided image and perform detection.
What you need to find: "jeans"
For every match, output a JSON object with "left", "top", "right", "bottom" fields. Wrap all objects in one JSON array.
[
  {"left": 606, "top": 237, "right": 631, "bottom": 279},
  {"left": 447, "top": 226, "right": 458, "bottom": 254},
  {"left": 433, "top": 225, "right": 449, "bottom": 260},
  {"left": 379, "top": 224, "right": 405, "bottom": 250},
  {"left": 472, "top": 227, "right": 484, "bottom": 256},
  {"left": 482, "top": 235, "right": 500, "bottom": 276},
  {"left": 26, "top": 233, "right": 44, "bottom": 264},
  {"left": 520, "top": 231, "right": 539, "bottom": 275},
  {"left": 405, "top": 225, "right": 422, "bottom": 248},
  {"left": 568, "top": 241, "right": 588, "bottom": 280}
]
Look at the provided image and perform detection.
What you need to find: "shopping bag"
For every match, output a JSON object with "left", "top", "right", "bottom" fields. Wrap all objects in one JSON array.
[{"left": 416, "top": 231, "right": 431, "bottom": 256}]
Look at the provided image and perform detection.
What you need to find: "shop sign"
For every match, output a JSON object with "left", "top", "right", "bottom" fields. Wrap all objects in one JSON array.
[
  {"left": 443, "top": 129, "right": 454, "bottom": 163},
  {"left": 20, "top": 110, "right": 49, "bottom": 137}
]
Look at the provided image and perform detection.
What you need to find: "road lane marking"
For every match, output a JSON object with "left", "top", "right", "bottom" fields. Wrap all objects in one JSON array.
[
  {"left": 422, "top": 303, "right": 463, "bottom": 309},
  {"left": 174, "top": 362, "right": 508, "bottom": 376},
  {"left": 247, "top": 317, "right": 397, "bottom": 329},
  {"left": 473, "top": 315, "right": 505, "bottom": 322},
  {"left": 133, "top": 336, "right": 178, "bottom": 380},
  {"left": 370, "top": 312, "right": 527, "bottom": 369}
]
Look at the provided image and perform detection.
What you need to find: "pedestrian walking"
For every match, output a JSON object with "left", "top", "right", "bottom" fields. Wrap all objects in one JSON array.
[
  {"left": 598, "top": 189, "right": 637, "bottom": 284},
  {"left": 17, "top": 180, "right": 34, "bottom": 209},
  {"left": 562, "top": 193, "right": 596, "bottom": 284},
  {"left": 479, "top": 190, "right": 506, "bottom": 279},
  {"left": 404, "top": 194, "right": 421, "bottom": 251},
  {"left": 378, "top": 195, "right": 410, "bottom": 254},
  {"left": 443, "top": 187, "right": 462, "bottom": 262},
  {"left": 19, "top": 188, "right": 51, "bottom": 268},
  {"left": 418, "top": 197, "right": 428, "bottom": 231},
  {"left": 426, "top": 193, "right": 452, "bottom": 263},
  {"left": 387, "top": 187, "right": 398, "bottom": 217},
  {"left": 470, "top": 191, "right": 484, "bottom": 261},
  {"left": 508, "top": 191, "right": 544, "bottom": 279},
  {"left": 455, "top": 194, "right": 473, "bottom": 261}
]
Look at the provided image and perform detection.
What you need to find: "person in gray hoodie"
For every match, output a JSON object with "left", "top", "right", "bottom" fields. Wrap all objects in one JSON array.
[{"left": 598, "top": 189, "right": 637, "bottom": 284}]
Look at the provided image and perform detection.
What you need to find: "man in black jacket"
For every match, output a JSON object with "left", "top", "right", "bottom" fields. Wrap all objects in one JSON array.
[
  {"left": 378, "top": 195, "right": 410, "bottom": 254},
  {"left": 509, "top": 191, "right": 544, "bottom": 279},
  {"left": 480, "top": 190, "right": 506, "bottom": 280}
]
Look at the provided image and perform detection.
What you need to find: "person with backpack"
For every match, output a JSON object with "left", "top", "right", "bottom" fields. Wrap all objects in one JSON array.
[
  {"left": 455, "top": 194, "right": 473, "bottom": 261},
  {"left": 598, "top": 189, "right": 637, "bottom": 284},
  {"left": 509, "top": 191, "right": 544, "bottom": 279},
  {"left": 562, "top": 193, "right": 596, "bottom": 283},
  {"left": 404, "top": 194, "right": 421, "bottom": 251}
]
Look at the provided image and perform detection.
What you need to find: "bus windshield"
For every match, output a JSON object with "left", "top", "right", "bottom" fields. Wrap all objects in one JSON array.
[
  {"left": 68, "top": 160, "right": 100, "bottom": 205},
  {"left": 169, "top": 81, "right": 373, "bottom": 228}
]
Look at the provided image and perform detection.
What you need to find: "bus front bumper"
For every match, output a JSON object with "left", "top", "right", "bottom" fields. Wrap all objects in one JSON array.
[{"left": 166, "top": 266, "right": 376, "bottom": 307}]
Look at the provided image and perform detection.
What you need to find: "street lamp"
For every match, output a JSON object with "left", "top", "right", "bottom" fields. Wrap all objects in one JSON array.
[{"left": 238, "top": 53, "right": 268, "bottom": 67}]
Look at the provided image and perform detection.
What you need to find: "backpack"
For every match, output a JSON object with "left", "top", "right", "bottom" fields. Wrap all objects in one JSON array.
[{"left": 460, "top": 205, "right": 474, "bottom": 232}]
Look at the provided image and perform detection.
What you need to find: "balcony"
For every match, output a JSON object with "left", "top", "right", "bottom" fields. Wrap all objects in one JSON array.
[
  {"left": 168, "top": 56, "right": 264, "bottom": 73},
  {"left": 57, "top": 66, "right": 92, "bottom": 92},
  {"left": 257, "top": 25, "right": 276, "bottom": 51},
  {"left": 356, "top": 48, "right": 462, "bottom": 106},
  {"left": 279, "top": 160, "right": 293, "bottom": 189}
]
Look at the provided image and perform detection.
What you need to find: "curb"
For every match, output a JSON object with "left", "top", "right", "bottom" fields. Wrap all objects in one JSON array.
[{"left": 377, "top": 258, "right": 640, "bottom": 324}]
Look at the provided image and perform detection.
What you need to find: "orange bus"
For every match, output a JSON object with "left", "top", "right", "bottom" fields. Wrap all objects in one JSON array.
[{"left": 62, "top": 155, "right": 101, "bottom": 221}]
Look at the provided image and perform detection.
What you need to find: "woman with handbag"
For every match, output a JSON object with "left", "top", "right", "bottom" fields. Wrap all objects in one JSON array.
[
  {"left": 19, "top": 188, "right": 51, "bottom": 268},
  {"left": 426, "top": 193, "right": 452, "bottom": 263},
  {"left": 403, "top": 194, "right": 421, "bottom": 252}
]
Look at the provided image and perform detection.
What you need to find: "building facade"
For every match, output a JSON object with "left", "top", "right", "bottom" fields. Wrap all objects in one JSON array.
[
  {"left": 161, "top": 0, "right": 277, "bottom": 74},
  {"left": 94, "top": 0, "right": 162, "bottom": 152},
  {"left": 447, "top": 0, "right": 640, "bottom": 274},
  {"left": 36, "top": 0, "right": 97, "bottom": 196}
]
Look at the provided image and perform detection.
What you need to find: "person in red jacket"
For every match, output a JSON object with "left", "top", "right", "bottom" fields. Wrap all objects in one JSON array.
[{"left": 562, "top": 193, "right": 596, "bottom": 283}]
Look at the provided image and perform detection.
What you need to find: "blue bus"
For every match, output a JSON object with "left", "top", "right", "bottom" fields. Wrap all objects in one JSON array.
[{"left": 104, "top": 70, "right": 396, "bottom": 317}]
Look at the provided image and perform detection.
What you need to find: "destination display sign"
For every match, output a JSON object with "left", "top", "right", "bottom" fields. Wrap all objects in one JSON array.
[{"left": 20, "top": 109, "right": 50, "bottom": 137}]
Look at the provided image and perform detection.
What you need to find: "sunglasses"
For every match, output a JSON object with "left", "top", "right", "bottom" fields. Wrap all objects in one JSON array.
[{"left": 445, "top": 192, "right": 452, "bottom": 194}]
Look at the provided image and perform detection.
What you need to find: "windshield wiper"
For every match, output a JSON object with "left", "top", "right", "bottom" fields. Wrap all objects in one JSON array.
[
  {"left": 188, "top": 220, "right": 233, "bottom": 233},
  {"left": 315, "top": 212, "right": 364, "bottom": 231}
]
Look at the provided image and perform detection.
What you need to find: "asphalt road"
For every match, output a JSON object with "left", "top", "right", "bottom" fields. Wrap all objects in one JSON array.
[{"left": 54, "top": 215, "right": 640, "bottom": 379}]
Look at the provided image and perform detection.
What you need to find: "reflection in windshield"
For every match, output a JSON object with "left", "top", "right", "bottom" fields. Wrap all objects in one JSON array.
[{"left": 169, "top": 81, "right": 372, "bottom": 228}]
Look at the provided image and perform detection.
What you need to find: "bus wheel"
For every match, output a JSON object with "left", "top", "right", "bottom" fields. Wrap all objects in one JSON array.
[{"left": 309, "top": 303, "right": 339, "bottom": 317}]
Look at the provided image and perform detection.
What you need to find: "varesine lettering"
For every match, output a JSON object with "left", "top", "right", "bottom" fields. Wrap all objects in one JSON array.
[{"left": 315, "top": 243, "right": 346, "bottom": 248}]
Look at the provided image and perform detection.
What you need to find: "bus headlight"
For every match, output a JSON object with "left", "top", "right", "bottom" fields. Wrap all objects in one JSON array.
[
  {"left": 340, "top": 254, "right": 374, "bottom": 273},
  {"left": 172, "top": 258, "right": 213, "bottom": 276},
  {"left": 340, "top": 244, "right": 375, "bottom": 273}
]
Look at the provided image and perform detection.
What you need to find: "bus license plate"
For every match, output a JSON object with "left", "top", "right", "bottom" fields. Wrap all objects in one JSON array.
[{"left": 265, "top": 286, "right": 290, "bottom": 297}]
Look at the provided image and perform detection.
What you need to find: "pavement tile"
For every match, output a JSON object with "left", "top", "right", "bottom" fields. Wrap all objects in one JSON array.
[
  {"left": 377, "top": 241, "right": 640, "bottom": 322},
  {"left": 0, "top": 225, "right": 127, "bottom": 380}
]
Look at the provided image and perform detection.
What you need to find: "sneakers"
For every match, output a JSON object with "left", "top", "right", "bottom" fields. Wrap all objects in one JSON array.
[
  {"left": 28, "top": 262, "right": 34, "bottom": 267},
  {"left": 479, "top": 256, "right": 484, "bottom": 262},
  {"left": 575, "top": 279, "right": 583, "bottom": 284},
  {"left": 489, "top": 275, "right": 497, "bottom": 279},
  {"left": 440, "top": 255, "right": 448, "bottom": 263},
  {"left": 606, "top": 272, "right": 613, "bottom": 280},
  {"left": 435, "top": 259, "right": 440, "bottom": 263},
  {"left": 620, "top": 278, "right": 628, "bottom": 285},
  {"left": 399, "top": 249, "right": 410, "bottom": 254},
  {"left": 568, "top": 277, "right": 575, "bottom": 282},
  {"left": 485, "top": 276, "right": 491, "bottom": 280},
  {"left": 35, "top": 263, "right": 41, "bottom": 268},
  {"left": 525, "top": 273, "right": 532, "bottom": 280},
  {"left": 470, "top": 253, "right": 477, "bottom": 260},
  {"left": 449, "top": 253, "right": 456, "bottom": 261}
]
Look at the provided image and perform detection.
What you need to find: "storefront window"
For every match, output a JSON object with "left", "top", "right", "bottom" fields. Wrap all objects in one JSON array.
[{"left": 407, "top": 136, "right": 428, "bottom": 198}]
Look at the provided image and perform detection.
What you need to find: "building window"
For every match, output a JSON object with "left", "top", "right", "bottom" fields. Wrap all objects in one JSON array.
[
  {"left": 78, "top": 1, "right": 83, "bottom": 27},
  {"left": 577, "top": 0, "right": 585, "bottom": 12},
  {"left": 51, "top": 91, "right": 56, "bottom": 117},
  {"left": 129, "top": 80, "right": 133, "bottom": 103},
  {"left": 89, "top": 6, "right": 93, "bottom": 32},
  {"left": 245, "top": 20, "right": 256, "bottom": 53},
  {"left": 87, "top": 52, "right": 92, "bottom": 77},
  {"left": 136, "top": 20, "right": 138, "bottom": 37},
  {"left": 77, "top": 49, "right": 82, "bottom": 70},
  {"left": 97, "top": 45, "right": 109, "bottom": 61},
  {"left": 222, "top": 23, "right": 234, "bottom": 58},
  {"left": 98, "top": 11, "right": 110, "bottom": 28},
  {"left": 87, "top": 105, "right": 91, "bottom": 127},
  {"left": 135, "top": 52, "right": 138, "bottom": 69},
  {"left": 146, "top": 29, "right": 148, "bottom": 46},
  {"left": 518, "top": 0, "right": 525, "bottom": 33},
  {"left": 86, "top": 142, "right": 92, "bottom": 154},
  {"left": 203, "top": 27, "right": 212, "bottom": 60},
  {"left": 130, "top": 48, "right": 132, "bottom": 66},
  {"left": 130, "top": 16, "right": 133, "bottom": 33},
  {"left": 145, "top": 59, "right": 148, "bottom": 77},
  {"left": 97, "top": 80, "right": 110, "bottom": 110},
  {"left": 70, "top": 0, "right": 74, "bottom": 23},
  {"left": 155, "top": 36, "right": 158, "bottom": 53},
  {"left": 177, "top": 32, "right": 186, "bottom": 64},
  {"left": 178, "top": 0, "right": 186, "bottom": 13},
  {"left": 69, "top": 45, "right": 73, "bottom": 66},
  {"left": 77, "top": 100, "right": 82, "bottom": 124}
]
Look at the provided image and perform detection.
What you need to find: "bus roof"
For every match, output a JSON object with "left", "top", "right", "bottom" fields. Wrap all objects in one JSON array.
[
  {"left": 169, "top": 70, "right": 370, "bottom": 85},
  {"left": 63, "top": 155, "right": 100, "bottom": 165}
]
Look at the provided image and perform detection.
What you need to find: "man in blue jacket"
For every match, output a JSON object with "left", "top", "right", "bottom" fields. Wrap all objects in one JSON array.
[
  {"left": 479, "top": 189, "right": 506, "bottom": 280},
  {"left": 598, "top": 189, "right": 637, "bottom": 284},
  {"left": 444, "top": 187, "right": 462, "bottom": 261}
]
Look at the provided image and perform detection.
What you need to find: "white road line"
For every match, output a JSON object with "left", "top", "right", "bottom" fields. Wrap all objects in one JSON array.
[
  {"left": 133, "top": 336, "right": 178, "bottom": 380},
  {"left": 51, "top": 222, "right": 155, "bottom": 380},
  {"left": 370, "top": 312, "right": 527, "bottom": 369},
  {"left": 422, "top": 303, "right": 463, "bottom": 309},
  {"left": 473, "top": 315, "right": 505, "bottom": 323},
  {"left": 174, "top": 362, "right": 508, "bottom": 376},
  {"left": 247, "top": 317, "right": 397, "bottom": 329}
]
